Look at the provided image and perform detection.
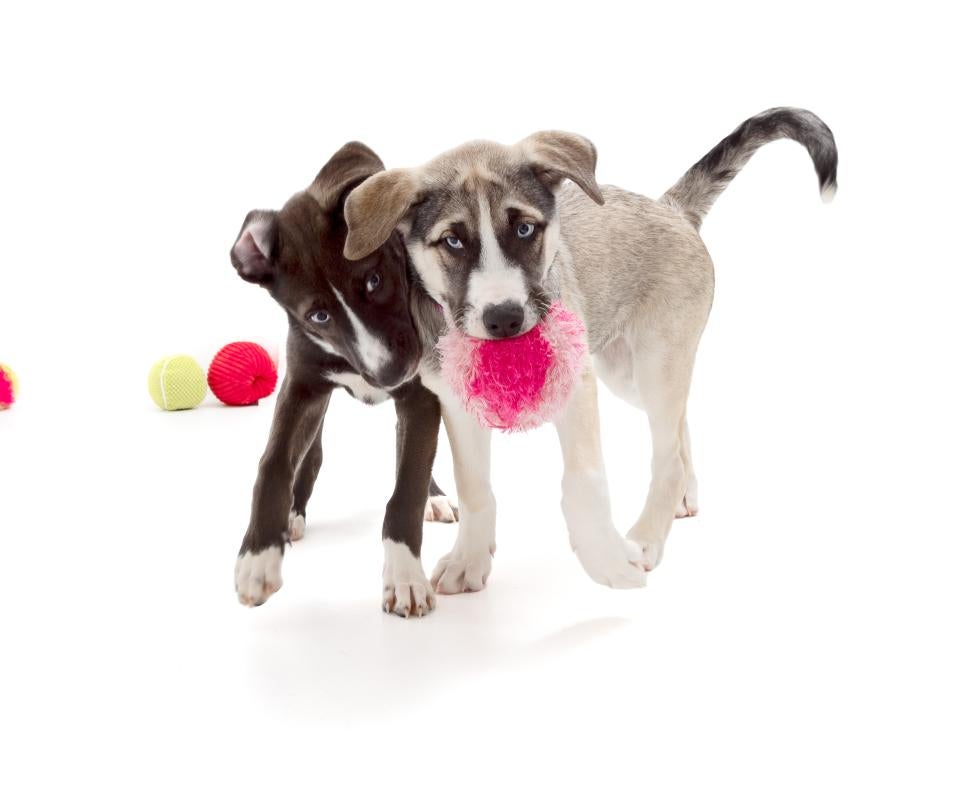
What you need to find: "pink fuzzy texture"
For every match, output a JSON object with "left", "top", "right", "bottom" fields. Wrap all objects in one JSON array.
[
  {"left": 0, "top": 371, "right": 14, "bottom": 409},
  {"left": 438, "top": 301, "right": 587, "bottom": 431}
]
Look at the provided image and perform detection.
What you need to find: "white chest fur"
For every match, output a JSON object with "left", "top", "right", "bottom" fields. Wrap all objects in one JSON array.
[
  {"left": 325, "top": 371, "right": 390, "bottom": 405},
  {"left": 418, "top": 367, "right": 459, "bottom": 408}
]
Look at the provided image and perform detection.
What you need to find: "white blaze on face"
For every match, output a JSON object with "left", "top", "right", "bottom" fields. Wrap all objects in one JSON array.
[
  {"left": 465, "top": 198, "right": 528, "bottom": 336},
  {"left": 330, "top": 285, "right": 391, "bottom": 378}
]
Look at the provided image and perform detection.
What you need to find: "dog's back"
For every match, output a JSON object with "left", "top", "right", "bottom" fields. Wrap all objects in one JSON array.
[{"left": 556, "top": 184, "right": 715, "bottom": 355}]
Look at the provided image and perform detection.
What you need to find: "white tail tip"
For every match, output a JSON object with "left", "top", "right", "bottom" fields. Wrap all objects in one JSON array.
[{"left": 820, "top": 182, "right": 837, "bottom": 203}]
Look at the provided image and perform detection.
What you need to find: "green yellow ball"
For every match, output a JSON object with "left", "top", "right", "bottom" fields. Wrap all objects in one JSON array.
[{"left": 148, "top": 355, "right": 207, "bottom": 411}]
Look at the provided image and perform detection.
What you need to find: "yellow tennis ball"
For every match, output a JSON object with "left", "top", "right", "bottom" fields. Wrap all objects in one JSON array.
[
  {"left": 148, "top": 355, "right": 207, "bottom": 411},
  {"left": 0, "top": 363, "right": 18, "bottom": 410}
]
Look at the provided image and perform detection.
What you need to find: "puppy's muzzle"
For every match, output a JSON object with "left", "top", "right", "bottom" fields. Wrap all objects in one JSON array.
[
  {"left": 374, "top": 329, "right": 422, "bottom": 389},
  {"left": 482, "top": 301, "right": 525, "bottom": 339}
]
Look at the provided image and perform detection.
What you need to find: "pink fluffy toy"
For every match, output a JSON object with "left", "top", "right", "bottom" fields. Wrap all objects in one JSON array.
[{"left": 438, "top": 301, "right": 587, "bottom": 432}]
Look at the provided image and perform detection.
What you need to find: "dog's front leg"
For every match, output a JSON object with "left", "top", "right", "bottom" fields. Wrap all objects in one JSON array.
[
  {"left": 554, "top": 364, "right": 647, "bottom": 588},
  {"left": 381, "top": 380, "right": 442, "bottom": 617},
  {"left": 235, "top": 378, "right": 331, "bottom": 607},
  {"left": 430, "top": 399, "right": 496, "bottom": 594}
]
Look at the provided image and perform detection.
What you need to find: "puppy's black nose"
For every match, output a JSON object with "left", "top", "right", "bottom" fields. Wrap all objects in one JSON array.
[{"left": 482, "top": 302, "right": 525, "bottom": 338}]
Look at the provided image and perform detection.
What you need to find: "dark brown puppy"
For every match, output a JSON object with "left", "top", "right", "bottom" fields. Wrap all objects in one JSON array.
[{"left": 231, "top": 142, "right": 455, "bottom": 617}]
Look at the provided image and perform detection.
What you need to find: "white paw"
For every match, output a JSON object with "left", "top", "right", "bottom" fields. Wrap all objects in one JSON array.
[
  {"left": 629, "top": 538, "right": 663, "bottom": 572},
  {"left": 431, "top": 547, "right": 493, "bottom": 594},
  {"left": 382, "top": 539, "right": 436, "bottom": 618},
  {"left": 235, "top": 546, "right": 284, "bottom": 607},
  {"left": 571, "top": 531, "right": 647, "bottom": 589},
  {"left": 423, "top": 494, "right": 459, "bottom": 523},
  {"left": 287, "top": 511, "right": 306, "bottom": 540}
]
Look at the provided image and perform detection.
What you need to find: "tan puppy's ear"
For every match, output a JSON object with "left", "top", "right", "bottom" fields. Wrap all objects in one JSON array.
[
  {"left": 520, "top": 131, "right": 604, "bottom": 205},
  {"left": 343, "top": 168, "right": 419, "bottom": 260},
  {"left": 309, "top": 141, "right": 385, "bottom": 213}
]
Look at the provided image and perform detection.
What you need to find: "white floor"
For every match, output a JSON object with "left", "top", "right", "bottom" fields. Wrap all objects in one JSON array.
[{"left": 3, "top": 341, "right": 957, "bottom": 785}]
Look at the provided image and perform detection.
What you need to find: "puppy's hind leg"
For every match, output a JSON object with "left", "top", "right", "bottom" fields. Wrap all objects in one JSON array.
[
  {"left": 289, "top": 428, "right": 324, "bottom": 541},
  {"left": 626, "top": 356, "right": 693, "bottom": 570},
  {"left": 424, "top": 477, "right": 459, "bottom": 523},
  {"left": 675, "top": 415, "right": 699, "bottom": 519}
]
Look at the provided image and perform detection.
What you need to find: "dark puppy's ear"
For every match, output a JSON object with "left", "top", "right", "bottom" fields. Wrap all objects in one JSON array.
[
  {"left": 231, "top": 210, "right": 278, "bottom": 285},
  {"left": 343, "top": 168, "right": 419, "bottom": 260},
  {"left": 308, "top": 141, "right": 385, "bottom": 213},
  {"left": 520, "top": 131, "right": 604, "bottom": 205}
]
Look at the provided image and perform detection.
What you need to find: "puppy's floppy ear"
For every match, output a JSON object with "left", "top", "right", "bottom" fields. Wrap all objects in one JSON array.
[
  {"left": 520, "top": 131, "right": 604, "bottom": 205},
  {"left": 308, "top": 141, "right": 386, "bottom": 213},
  {"left": 231, "top": 210, "right": 278, "bottom": 285},
  {"left": 343, "top": 168, "right": 418, "bottom": 260}
]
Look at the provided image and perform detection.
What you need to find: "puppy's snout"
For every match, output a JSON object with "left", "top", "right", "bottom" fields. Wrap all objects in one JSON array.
[
  {"left": 375, "top": 327, "right": 421, "bottom": 389},
  {"left": 482, "top": 301, "right": 524, "bottom": 338}
]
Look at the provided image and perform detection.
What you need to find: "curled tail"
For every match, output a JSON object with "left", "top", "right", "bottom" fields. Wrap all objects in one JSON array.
[{"left": 661, "top": 107, "right": 838, "bottom": 229}]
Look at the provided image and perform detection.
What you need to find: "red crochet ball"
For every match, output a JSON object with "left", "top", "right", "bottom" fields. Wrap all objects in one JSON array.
[{"left": 207, "top": 342, "right": 277, "bottom": 406}]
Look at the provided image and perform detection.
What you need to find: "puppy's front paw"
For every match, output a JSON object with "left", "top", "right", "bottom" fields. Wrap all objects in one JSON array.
[
  {"left": 431, "top": 547, "right": 493, "bottom": 594},
  {"left": 383, "top": 580, "right": 435, "bottom": 618},
  {"left": 571, "top": 531, "right": 647, "bottom": 589},
  {"left": 424, "top": 494, "right": 459, "bottom": 523},
  {"left": 287, "top": 511, "right": 306, "bottom": 541},
  {"left": 382, "top": 539, "right": 436, "bottom": 618},
  {"left": 235, "top": 546, "right": 284, "bottom": 607}
]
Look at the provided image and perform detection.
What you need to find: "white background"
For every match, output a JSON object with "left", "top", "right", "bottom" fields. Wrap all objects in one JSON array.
[{"left": 2, "top": 2, "right": 958, "bottom": 785}]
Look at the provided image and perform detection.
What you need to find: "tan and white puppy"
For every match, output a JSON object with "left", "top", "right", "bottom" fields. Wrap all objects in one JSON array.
[{"left": 343, "top": 108, "right": 837, "bottom": 590}]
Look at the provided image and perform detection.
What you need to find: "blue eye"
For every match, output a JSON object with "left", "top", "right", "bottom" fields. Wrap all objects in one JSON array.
[
  {"left": 308, "top": 310, "right": 330, "bottom": 324},
  {"left": 444, "top": 235, "right": 464, "bottom": 250},
  {"left": 366, "top": 272, "right": 381, "bottom": 293},
  {"left": 517, "top": 222, "right": 535, "bottom": 238}
]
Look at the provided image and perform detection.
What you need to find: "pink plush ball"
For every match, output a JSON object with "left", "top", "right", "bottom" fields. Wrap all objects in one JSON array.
[{"left": 438, "top": 302, "right": 587, "bottom": 431}]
